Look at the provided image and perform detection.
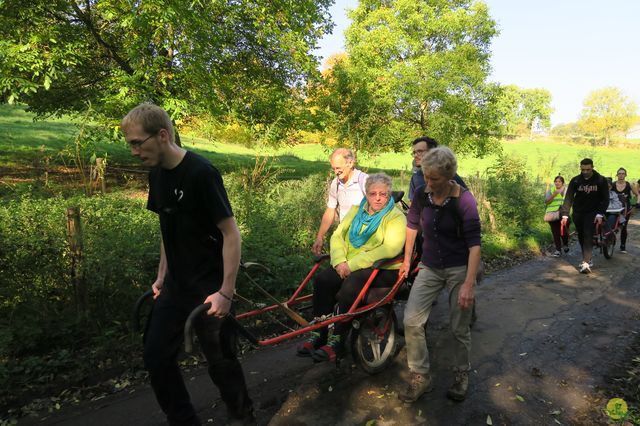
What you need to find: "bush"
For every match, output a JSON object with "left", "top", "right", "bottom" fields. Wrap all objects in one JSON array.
[
  {"left": 484, "top": 154, "right": 545, "bottom": 235},
  {"left": 0, "top": 194, "right": 158, "bottom": 358},
  {"left": 225, "top": 171, "right": 327, "bottom": 296}
]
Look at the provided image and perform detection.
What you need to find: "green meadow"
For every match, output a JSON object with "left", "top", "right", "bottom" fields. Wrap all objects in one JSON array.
[{"left": 3, "top": 103, "right": 639, "bottom": 188}]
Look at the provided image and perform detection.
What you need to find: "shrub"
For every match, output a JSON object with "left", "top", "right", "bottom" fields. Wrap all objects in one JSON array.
[
  {"left": 484, "top": 154, "right": 546, "bottom": 239},
  {"left": 0, "top": 194, "right": 158, "bottom": 358}
]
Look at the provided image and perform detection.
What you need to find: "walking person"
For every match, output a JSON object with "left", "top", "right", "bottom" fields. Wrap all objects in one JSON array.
[
  {"left": 408, "top": 136, "right": 466, "bottom": 202},
  {"left": 560, "top": 159, "right": 609, "bottom": 274},
  {"left": 613, "top": 167, "right": 638, "bottom": 253},
  {"left": 122, "top": 104, "right": 254, "bottom": 425},
  {"left": 545, "top": 175, "right": 570, "bottom": 256},
  {"left": 398, "top": 147, "right": 481, "bottom": 403},
  {"left": 312, "top": 148, "right": 368, "bottom": 255}
]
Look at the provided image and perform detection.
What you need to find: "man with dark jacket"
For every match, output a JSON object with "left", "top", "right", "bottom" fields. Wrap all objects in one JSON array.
[
  {"left": 408, "top": 136, "right": 467, "bottom": 202},
  {"left": 560, "top": 158, "right": 609, "bottom": 273}
]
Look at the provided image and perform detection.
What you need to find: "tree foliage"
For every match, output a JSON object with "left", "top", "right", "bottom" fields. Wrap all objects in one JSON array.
[
  {"left": 0, "top": 0, "right": 333, "bottom": 138},
  {"left": 495, "top": 85, "right": 553, "bottom": 137},
  {"left": 579, "top": 87, "right": 638, "bottom": 146},
  {"left": 312, "top": 0, "right": 502, "bottom": 155}
]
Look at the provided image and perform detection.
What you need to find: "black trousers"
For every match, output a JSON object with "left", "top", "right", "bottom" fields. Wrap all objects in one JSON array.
[
  {"left": 548, "top": 219, "right": 569, "bottom": 251},
  {"left": 621, "top": 213, "right": 629, "bottom": 246},
  {"left": 572, "top": 211, "right": 597, "bottom": 259},
  {"left": 313, "top": 267, "right": 398, "bottom": 334},
  {"left": 143, "top": 294, "right": 253, "bottom": 426}
]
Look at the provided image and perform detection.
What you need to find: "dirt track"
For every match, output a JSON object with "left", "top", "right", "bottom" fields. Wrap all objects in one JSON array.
[{"left": 20, "top": 221, "right": 640, "bottom": 425}]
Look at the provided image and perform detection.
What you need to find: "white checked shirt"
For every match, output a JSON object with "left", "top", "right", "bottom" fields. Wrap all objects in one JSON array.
[{"left": 327, "top": 169, "right": 368, "bottom": 221}]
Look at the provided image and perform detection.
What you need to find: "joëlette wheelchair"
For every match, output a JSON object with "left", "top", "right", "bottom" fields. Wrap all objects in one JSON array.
[
  {"left": 133, "top": 191, "right": 420, "bottom": 375},
  {"left": 593, "top": 207, "right": 626, "bottom": 259}
]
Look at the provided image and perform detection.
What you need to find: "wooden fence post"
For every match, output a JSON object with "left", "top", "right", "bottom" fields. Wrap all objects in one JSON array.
[
  {"left": 66, "top": 207, "right": 87, "bottom": 319},
  {"left": 96, "top": 157, "right": 106, "bottom": 193}
]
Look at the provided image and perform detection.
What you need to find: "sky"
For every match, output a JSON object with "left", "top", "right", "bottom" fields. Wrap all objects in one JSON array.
[{"left": 315, "top": 0, "right": 640, "bottom": 126}]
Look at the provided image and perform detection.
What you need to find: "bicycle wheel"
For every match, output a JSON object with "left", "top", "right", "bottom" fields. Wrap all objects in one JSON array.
[
  {"left": 603, "top": 231, "right": 616, "bottom": 259},
  {"left": 350, "top": 307, "right": 400, "bottom": 375}
]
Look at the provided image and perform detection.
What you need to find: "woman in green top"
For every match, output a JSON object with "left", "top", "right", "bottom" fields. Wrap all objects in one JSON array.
[
  {"left": 296, "top": 173, "right": 407, "bottom": 362},
  {"left": 546, "top": 175, "right": 569, "bottom": 256}
]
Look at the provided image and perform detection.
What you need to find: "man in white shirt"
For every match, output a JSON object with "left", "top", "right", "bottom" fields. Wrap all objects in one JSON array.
[{"left": 311, "top": 148, "right": 368, "bottom": 255}]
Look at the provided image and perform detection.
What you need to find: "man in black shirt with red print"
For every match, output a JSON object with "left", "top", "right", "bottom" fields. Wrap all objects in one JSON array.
[
  {"left": 560, "top": 158, "right": 609, "bottom": 274},
  {"left": 122, "top": 103, "right": 254, "bottom": 425}
]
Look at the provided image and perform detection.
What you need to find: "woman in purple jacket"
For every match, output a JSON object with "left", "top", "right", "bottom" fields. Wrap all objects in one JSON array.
[{"left": 397, "top": 146, "right": 481, "bottom": 404}]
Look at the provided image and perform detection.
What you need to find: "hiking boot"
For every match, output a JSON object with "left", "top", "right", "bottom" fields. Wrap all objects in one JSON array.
[
  {"left": 296, "top": 331, "right": 326, "bottom": 357},
  {"left": 579, "top": 261, "right": 591, "bottom": 274},
  {"left": 446, "top": 369, "right": 469, "bottom": 401},
  {"left": 312, "top": 334, "right": 345, "bottom": 363},
  {"left": 398, "top": 371, "right": 434, "bottom": 402},
  {"left": 620, "top": 245, "right": 627, "bottom": 253},
  {"left": 563, "top": 245, "right": 570, "bottom": 253},
  {"left": 551, "top": 250, "right": 561, "bottom": 257}
]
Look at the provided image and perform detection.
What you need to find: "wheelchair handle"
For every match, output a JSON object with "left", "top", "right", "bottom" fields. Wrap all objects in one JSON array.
[
  {"left": 184, "top": 303, "right": 259, "bottom": 354},
  {"left": 132, "top": 289, "right": 154, "bottom": 333},
  {"left": 313, "top": 254, "right": 330, "bottom": 263},
  {"left": 241, "top": 261, "right": 275, "bottom": 277}
]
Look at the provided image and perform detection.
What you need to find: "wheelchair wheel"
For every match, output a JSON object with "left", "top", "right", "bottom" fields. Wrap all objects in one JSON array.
[
  {"left": 350, "top": 307, "right": 400, "bottom": 375},
  {"left": 603, "top": 231, "right": 616, "bottom": 259}
]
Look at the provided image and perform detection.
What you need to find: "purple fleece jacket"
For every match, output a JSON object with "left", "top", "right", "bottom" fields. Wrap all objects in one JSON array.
[{"left": 407, "top": 188, "right": 481, "bottom": 269}]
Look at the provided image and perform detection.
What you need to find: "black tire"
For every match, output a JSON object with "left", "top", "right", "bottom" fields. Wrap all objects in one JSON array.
[
  {"left": 603, "top": 230, "right": 616, "bottom": 259},
  {"left": 350, "top": 307, "right": 400, "bottom": 375}
]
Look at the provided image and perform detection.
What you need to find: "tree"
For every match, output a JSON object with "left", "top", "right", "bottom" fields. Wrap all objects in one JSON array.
[
  {"left": 495, "top": 85, "right": 553, "bottom": 138},
  {"left": 520, "top": 88, "right": 553, "bottom": 133},
  {"left": 0, "top": 0, "right": 333, "bottom": 140},
  {"left": 579, "top": 87, "right": 638, "bottom": 146},
  {"left": 318, "top": 0, "right": 502, "bottom": 155}
]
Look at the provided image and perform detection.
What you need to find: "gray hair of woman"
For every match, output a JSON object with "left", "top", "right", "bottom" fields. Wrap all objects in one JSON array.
[
  {"left": 364, "top": 172, "right": 393, "bottom": 193},
  {"left": 420, "top": 146, "right": 457, "bottom": 179}
]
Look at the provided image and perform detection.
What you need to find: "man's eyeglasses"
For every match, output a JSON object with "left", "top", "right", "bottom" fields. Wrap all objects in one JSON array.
[
  {"left": 412, "top": 149, "right": 427, "bottom": 156},
  {"left": 127, "top": 132, "right": 157, "bottom": 149}
]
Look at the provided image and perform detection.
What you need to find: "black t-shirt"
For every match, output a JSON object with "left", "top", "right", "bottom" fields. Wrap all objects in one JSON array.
[{"left": 147, "top": 151, "right": 233, "bottom": 300}]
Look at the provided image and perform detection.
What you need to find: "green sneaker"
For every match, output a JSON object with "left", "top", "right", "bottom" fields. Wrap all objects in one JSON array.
[
  {"left": 296, "top": 331, "right": 326, "bottom": 357},
  {"left": 311, "top": 334, "right": 345, "bottom": 363}
]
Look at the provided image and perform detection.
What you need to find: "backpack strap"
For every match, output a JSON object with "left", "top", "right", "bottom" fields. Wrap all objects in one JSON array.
[
  {"left": 448, "top": 187, "right": 468, "bottom": 238},
  {"left": 416, "top": 184, "right": 468, "bottom": 238}
]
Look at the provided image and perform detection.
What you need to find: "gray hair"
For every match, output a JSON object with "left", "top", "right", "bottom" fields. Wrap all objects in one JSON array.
[
  {"left": 365, "top": 172, "right": 393, "bottom": 193},
  {"left": 330, "top": 147, "right": 355, "bottom": 162},
  {"left": 420, "top": 146, "right": 457, "bottom": 179}
]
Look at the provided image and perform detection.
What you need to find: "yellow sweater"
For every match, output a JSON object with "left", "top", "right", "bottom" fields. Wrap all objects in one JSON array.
[{"left": 330, "top": 204, "right": 407, "bottom": 271}]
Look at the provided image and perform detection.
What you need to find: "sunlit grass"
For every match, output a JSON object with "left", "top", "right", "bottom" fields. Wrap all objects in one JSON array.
[{"left": 3, "top": 103, "right": 639, "bottom": 183}]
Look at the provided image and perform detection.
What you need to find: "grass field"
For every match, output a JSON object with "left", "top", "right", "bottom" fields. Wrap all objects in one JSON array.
[{"left": 3, "top": 103, "right": 639, "bottom": 189}]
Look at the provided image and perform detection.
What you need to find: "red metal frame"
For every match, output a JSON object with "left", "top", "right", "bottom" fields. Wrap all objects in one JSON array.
[
  {"left": 235, "top": 255, "right": 416, "bottom": 347},
  {"left": 593, "top": 215, "right": 620, "bottom": 246}
]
